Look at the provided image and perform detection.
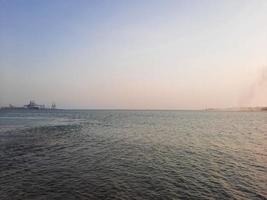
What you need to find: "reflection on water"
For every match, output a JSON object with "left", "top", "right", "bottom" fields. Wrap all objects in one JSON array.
[{"left": 0, "top": 110, "right": 266, "bottom": 199}]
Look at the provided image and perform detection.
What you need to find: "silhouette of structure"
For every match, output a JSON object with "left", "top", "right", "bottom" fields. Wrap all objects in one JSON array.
[
  {"left": 24, "top": 100, "right": 45, "bottom": 109},
  {"left": 51, "top": 103, "right": 56, "bottom": 109}
]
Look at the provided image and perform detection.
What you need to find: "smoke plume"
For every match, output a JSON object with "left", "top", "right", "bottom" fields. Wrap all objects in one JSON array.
[{"left": 240, "top": 66, "right": 267, "bottom": 107}]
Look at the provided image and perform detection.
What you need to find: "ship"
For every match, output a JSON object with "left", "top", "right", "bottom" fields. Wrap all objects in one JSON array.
[
  {"left": 24, "top": 100, "right": 45, "bottom": 109},
  {"left": 1, "top": 100, "right": 57, "bottom": 110}
]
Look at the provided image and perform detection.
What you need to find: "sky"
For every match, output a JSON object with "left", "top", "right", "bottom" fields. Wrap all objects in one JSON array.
[{"left": 1, "top": 0, "right": 267, "bottom": 109}]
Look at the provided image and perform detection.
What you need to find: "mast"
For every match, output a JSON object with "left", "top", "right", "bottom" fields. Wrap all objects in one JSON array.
[{"left": 51, "top": 102, "right": 56, "bottom": 109}]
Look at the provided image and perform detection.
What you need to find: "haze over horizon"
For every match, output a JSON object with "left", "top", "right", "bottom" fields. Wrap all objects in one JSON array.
[{"left": 1, "top": 0, "right": 267, "bottom": 109}]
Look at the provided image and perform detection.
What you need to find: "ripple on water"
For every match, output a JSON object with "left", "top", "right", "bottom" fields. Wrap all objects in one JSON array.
[{"left": 0, "top": 110, "right": 266, "bottom": 199}]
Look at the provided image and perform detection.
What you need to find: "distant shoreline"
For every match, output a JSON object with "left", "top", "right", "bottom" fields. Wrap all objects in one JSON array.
[
  {"left": 0, "top": 107, "right": 58, "bottom": 111},
  {"left": 1, "top": 107, "right": 267, "bottom": 112},
  {"left": 205, "top": 107, "right": 267, "bottom": 112}
]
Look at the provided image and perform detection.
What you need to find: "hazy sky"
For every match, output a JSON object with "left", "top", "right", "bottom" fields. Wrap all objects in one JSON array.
[{"left": 1, "top": 0, "right": 267, "bottom": 109}]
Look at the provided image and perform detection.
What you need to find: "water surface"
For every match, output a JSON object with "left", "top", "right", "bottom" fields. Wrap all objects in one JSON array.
[{"left": 0, "top": 110, "right": 266, "bottom": 199}]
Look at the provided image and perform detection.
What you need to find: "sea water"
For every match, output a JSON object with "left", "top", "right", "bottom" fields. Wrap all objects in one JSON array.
[{"left": 0, "top": 109, "right": 266, "bottom": 199}]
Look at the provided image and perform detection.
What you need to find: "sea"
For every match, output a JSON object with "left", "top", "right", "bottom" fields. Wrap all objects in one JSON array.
[{"left": 0, "top": 109, "right": 266, "bottom": 200}]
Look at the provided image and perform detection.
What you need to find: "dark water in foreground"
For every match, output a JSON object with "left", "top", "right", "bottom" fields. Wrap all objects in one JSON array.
[{"left": 0, "top": 110, "right": 266, "bottom": 200}]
